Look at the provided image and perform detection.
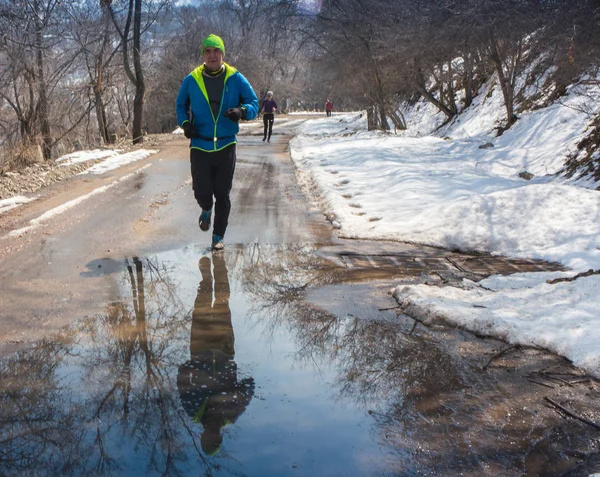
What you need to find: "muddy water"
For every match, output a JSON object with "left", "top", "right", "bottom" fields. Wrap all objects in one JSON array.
[{"left": 1, "top": 245, "right": 598, "bottom": 476}]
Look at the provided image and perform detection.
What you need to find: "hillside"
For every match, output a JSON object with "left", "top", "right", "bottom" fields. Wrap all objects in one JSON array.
[{"left": 396, "top": 66, "right": 600, "bottom": 190}]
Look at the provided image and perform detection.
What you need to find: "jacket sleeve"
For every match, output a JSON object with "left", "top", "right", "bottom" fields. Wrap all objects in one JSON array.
[
  {"left": 176, "top": 76, "right": 191, "bottom": 126},
  {"left": 237, "top": 73, "right": 259, "bottom": 120}
]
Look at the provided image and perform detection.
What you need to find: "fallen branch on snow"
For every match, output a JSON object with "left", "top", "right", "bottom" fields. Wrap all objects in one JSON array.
[
  {"left": 544, "top": 396, "right": 600, "bottom": 431},
  {"left": 546, "top": 269, "right": 600, "bottom": 284}
]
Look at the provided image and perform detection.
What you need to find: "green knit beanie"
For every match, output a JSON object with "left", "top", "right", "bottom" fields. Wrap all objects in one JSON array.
[{"left": 201, "top": 34, "right": 225, "bottom": 55}]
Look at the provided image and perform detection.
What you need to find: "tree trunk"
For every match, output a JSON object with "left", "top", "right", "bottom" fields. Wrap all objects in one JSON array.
[
  {"left": 378, "top": 101, "right": 389, "bottom": 131},
  {"left": 491, "top": 53, "right": 516, "bottom": 128},
  {"left": 95, "top": 88, "right": 111, "bottom": 145},
  {"left": 372, "top": 62, "right": 389, "bottom": 131},
  {"left": 131, "top": 0, "right": 145, "bottom": 144},
  {"left": 413, "top": 60, "right": 456, "bottom": 120},
  {"left": 463, "top": 52, "right": 474, "bottom": 108},
  {"left": 366, "top": 106, "right": 377, "bottom": 131},
  {"left": 16, "top": 72, "right": 36, "bottom": 142},
  {"left": 132, "top": 89, "right": 144, "bottom": 144},
  {"left": 445, "top": 60, "right": 457, "bottom": 115},
  {"left": 389, "top": 108, "right": 407, "bottom": 132},
  {"left": 34, "top": 0, "right": 52, "bottom": 160},
  {"left": 487, "top": 30, "right": 519, "bottom": 129},
  {"left": 414, "top": 82, "right": 456, "bottom": 120},
  {"left": 95, "top": 5, "right": 112, "bottom": 145},
  {"left": 109, "top": 0, "right": 145, "bottom": 144}
]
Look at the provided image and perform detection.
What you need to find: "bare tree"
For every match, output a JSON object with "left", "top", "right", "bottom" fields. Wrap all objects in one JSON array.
[
  {"left": 310, "top": 0, "right": 401, "bottom": 129},
  {"left": 58, "top": 0, "right": 118, "bottom": 146},
  {"left": 142, "top": 4, "right": 213, "bottom": 134},
  {"left": 107, "top": 0, "right": 145, "bottom": 144},
  {"left": 0, "top": 0, "right": 62, "bottom": 161},
  {"left": 107, "top": 0, "right": 173, "bottom": 144},
  {"left": 2, "top": 0, "right": 600, "bottom": 166},
  {"left": 464, "top": 0, "right": 549, "bottom": 130}
]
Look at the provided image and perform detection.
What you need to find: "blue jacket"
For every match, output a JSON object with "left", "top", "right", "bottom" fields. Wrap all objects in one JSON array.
[{"left": 176, "top": 63, "right": 258, "bottom": 152}]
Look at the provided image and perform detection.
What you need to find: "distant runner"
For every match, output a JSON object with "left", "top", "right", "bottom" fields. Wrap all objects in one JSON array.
[
  {"left": 260, "top": 91, "right": 277, "bottom": 143},
  {"left": 325, "top": 98, "right": 333, "bottom": 117}
]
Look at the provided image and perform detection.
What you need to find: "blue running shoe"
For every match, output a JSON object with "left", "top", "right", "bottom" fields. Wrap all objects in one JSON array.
[
  {"left": 199, "top": 209, "right": 212, "bottom": 231},
  {"left": 211, "top": 234, "right": 224, "bottom": 251}
]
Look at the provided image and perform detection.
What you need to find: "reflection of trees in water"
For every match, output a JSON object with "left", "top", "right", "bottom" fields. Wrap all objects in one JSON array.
[
  {"left": 238, "top": 243, "right": 472, "bottom": 471},
  {"left": 81, "top": 256, "right": 194, "bottom": 475},
  {"left": 0, "top": 256, "right": 225, "bottom": 476},
  {"left": 284, "top": 303, "right": 462, "bottom": 412},
  {"left": 0, "top": 337, "right": 85, "bottom": 475},
  {"left": 237, "top": 243, "right": 461, "bottom": 405},
  {"left": 234, "top": 243, "right": 342, "bottom": 340},
  {"left": 237, "top": 243, "right": 334, "bottom": 302},
  {"left": 239, "top": 244, "right": 555, "bottom": 475}
]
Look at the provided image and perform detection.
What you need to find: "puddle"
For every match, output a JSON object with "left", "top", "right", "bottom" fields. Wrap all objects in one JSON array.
[
  {"left": 0, "top": 246, "right": 390, "bottom": 476},
  {"left": 0, "top": 244, "right": 598, "bottom": 476}
]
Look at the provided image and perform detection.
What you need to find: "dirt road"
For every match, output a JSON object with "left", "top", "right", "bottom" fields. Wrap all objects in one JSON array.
[
  {"left": 0, "top": 118, "right": 331, "bottom": 352},
  {"left": 0, "top": 119, "right": 599, "bottom": 476}
]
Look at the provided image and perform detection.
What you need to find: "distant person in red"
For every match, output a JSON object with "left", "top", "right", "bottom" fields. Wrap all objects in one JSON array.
[
  {"left": 260, "top": 91, "right": 277, "bottom": 142},
  {"left": 325, "top": 99, "right": 333, "bottom": 117}
]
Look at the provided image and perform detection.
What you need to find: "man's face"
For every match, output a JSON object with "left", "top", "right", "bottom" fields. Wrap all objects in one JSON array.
[{"left": 203, "top": 47, "right": 224, "bottom": 71}]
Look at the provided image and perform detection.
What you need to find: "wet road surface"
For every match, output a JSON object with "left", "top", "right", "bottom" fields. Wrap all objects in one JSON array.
[{"left": 1, "top": 118, "right": 599, "bottom": 476}]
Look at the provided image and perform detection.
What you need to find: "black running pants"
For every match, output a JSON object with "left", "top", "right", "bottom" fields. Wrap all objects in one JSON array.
[
  {"left": 190, "top": 145, "right": 236, "bottom": 237},
  {"left": 263, "top": 114, "right": 274, "bottom": 139}
]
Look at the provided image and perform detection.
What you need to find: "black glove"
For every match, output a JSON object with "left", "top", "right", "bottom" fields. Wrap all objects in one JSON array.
[
  {"left": 182, "top": 122, "right": 199, "bottom": 139},
  {"left": 225, "top": 107, "right": 244, "bottom": 122}
]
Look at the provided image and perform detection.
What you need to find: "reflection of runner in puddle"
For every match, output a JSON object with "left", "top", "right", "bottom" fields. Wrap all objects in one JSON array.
[{"left": 177, "top": 254, "right": 254, "bottom": 456}]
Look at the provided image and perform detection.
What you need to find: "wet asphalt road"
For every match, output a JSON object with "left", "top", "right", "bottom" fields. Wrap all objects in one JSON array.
[{"left": 0, "top": 117, "right": 599, "bottom": 476}]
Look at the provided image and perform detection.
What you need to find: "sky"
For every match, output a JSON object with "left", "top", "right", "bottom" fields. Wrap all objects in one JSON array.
[{"left": 1, "top": 72, "right": 600, "bottom": 378}]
